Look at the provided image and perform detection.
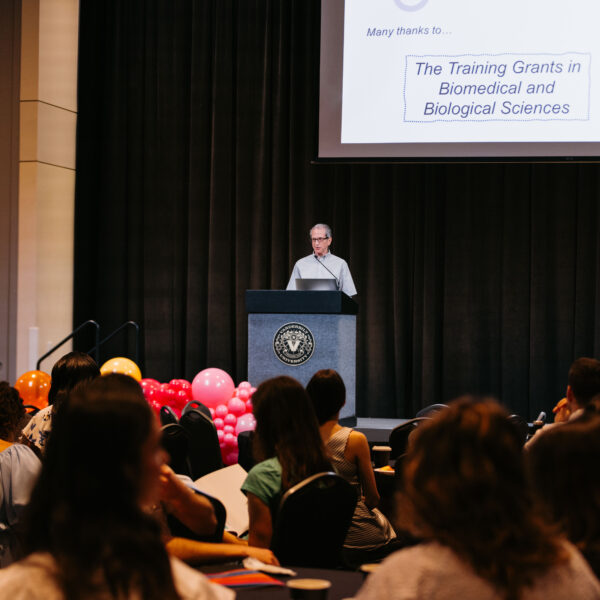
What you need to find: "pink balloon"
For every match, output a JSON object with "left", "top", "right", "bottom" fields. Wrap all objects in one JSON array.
[
  {"left": 237, "top": 388, "right": 250, "bottom": 401},
  {"left": 223, "top": 433, "right": 237, "bottom": 448},
  {"left": 250, "top": 387, "right": 257, "bottom": 396},
  {"left": 223, "top": 425, "right": 235, "bottom": 435},
  {"left": 235, "top": 413, "right": 256, "bottom": 435},
  {"left": 209, "top": 407, "right": 215, "bottom": 418},
  {"left": 191, "top": 368, "right": 235, "bottom": 409},
  {"left": 216, "top": 429, "right": 225, "bottom": 444},
  {"left": 213, "top": 418, "right": 225, "bottom": 430},
  {"left": 245, "top": 399, "right": 253, "bottom": 413},
  {"left": 224, "top": 451, "right": 239, "bottom": 466},
  {"left": 224, "top": 413, "right": 237, "bottom": 427},
  {"left": 214, "top": 404, "right": 228, "bottom": 419},
  {"left": 238, "top": 381, "right": 252, "bottom": 390},
  {"left": 227, "top": 397, "right": 246, "bottom": 417}
]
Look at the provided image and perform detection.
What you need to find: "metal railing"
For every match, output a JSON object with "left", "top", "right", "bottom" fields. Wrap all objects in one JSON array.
[{"left": 36, "top": 320, "right": 140, "bottom": 371}]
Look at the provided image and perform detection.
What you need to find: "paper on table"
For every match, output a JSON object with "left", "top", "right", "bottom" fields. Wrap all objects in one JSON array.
[{"left": 194, "top": 464, "right": 249, "bottom": 535}]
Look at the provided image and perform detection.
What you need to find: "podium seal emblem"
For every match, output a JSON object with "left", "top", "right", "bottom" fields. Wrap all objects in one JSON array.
[{"left": 273, "top": 323, "right": 315, "bottom": 366}]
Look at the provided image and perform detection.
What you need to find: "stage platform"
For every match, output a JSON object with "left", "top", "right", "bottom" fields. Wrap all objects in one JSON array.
[{"left": 351, "top": 417, "right": 408, "bottom": 445}]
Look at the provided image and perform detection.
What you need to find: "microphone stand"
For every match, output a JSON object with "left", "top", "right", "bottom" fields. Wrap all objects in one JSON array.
[{"left": 314, "top": 254, "right": 340, "bottom": 290}]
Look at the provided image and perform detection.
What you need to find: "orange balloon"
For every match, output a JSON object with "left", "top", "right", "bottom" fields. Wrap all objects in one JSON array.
[
  {"left": 14, "top": 370, "right": 52, "bottom": 410},
  {"left": 100, "top": 357, "right": 142, "bottom": 382}
]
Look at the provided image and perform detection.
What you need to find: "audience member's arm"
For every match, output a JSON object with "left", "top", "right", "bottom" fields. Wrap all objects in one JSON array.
[
  {"left": 246, "top": 492, "right": 273, "bottom": 549},
  {"left": 166, "top": 537, "right": 279, "bottom": 565},
  {"left": 348, "top": 430, "right": 380, "bottom": 509},
  {"left": 159, "top": 465, "right": 217, "bottom": 536}
]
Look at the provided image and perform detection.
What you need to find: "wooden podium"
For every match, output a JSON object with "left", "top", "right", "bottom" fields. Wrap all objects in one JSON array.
[{"left": 246, "top": 291, "right": 358, "bottom": 419}]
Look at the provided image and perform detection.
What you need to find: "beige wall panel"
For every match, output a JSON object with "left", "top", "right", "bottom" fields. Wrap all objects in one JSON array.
[
  {"left": 38, "top": 101, "right": 76, "bottom": 168},
  {"left": 38, "top": 0, "right": 79, "bottom": 111},
  {"left": 16, "top": 162, "right": 39, "bottom": 376},
  {"left": 19, "top": 100, "right": 37, "bottom": 161},
  {"left": 35, "top": 162, "right": 75, "bottom": 372},
  {"left": 20, "top": 0, "right": 39, "bottom": 101}
]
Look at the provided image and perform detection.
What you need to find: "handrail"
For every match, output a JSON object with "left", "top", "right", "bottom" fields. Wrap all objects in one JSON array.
[
  {"left": 87, "top": 321, "right": 140, "bottom": 366},
  {"left": 36, "top": 320, "right": 100, "bottom": 371}
]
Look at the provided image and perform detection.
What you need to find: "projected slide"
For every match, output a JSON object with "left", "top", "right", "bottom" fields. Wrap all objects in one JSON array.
[{"left": 340, "top": 0, "right": 599, "bottom": 146}]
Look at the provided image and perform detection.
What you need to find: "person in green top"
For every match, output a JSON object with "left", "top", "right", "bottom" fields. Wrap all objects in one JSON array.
[{"left": 241, "top": 376, "right": 331, "bottom": 549}]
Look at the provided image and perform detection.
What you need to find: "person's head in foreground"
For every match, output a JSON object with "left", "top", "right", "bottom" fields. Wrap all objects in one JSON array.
[
  {"left": 48, "top": 351, "right": 101, "bottom": 409},
  {"left": 252, "top": 375, "right": 330, "bottom": 490},
  {"left": 528, "top": 400, "right": 600, "bottom": 577},
  {"left": 355, "top": 397, "right": 600, "bottom": 600},
  {"left": 306, "top": 368, "right": 346, "bottom": 425},
  {"left": 21, "top": 373, "right": 179, "bottom": 599},
  {"left": 0, "top": 382, "right": 26, "bottom": 443},
  {"left": 566, "top": 356, "right": 600, "bottom": 412}
]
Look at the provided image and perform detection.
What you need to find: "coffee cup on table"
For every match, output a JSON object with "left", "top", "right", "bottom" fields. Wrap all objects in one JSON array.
[
  {"left": 371, "top": 445, "right": 392, "bottom": 468},
  {"left": 286, "top": 578, "right": 331, "bottom": 600}
]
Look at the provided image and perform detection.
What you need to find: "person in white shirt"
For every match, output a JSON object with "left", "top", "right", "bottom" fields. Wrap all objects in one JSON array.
[{"left": 286, "top": 224, "right": 357, "bottom": 296}]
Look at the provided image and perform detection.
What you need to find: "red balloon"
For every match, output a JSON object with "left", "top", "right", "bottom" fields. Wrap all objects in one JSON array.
[
  {"left": 169, "top": 379, "right": 192, "bottom": 398},
  {"left": 224, "top": 451, "right": 239, "bottom": 466},
  {"left": 228, "top": 397, "right": 246, "bottom": 417},
  {"left": 158, "top": 383, "right": 176, "bottom": 406},
  {"left": 223, "top": 433, "right": 237, "bottom": 448},
  {"left": 223, "top": 424, "right": 235, "bottom": 435},
  {"left": 224, "top": 413, "right": 237, "bottom": 427},
  {"left": 237, "top": 388, "right": 250, "bottom": 401},
  {"left": 238, "top": 381, "right": 252, "bottom": 390},
  {"left": 209, "top": 407, "right": 215, "bottom": 418},
  {"left": 173, "top": 390, "right": 189, "bottom": 409},
  {"left": 140, "top": 378, "right": 161, "bottom": 390},
  {"left": 217, "top": 429, "right": 225, "bottom": 443},
  {"left": 213, "top": 418, "right": 225, "bottom": 430},
  {"left": 245, "top": 399, "right": 253, "bottom": 413},
  {"left": 214, "top": 404, "right": 228, "bottom": 419}
]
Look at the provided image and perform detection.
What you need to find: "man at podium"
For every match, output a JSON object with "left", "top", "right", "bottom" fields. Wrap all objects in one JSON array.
[{"left": 286, "top": 224, "right": 357, "bottom": 297}]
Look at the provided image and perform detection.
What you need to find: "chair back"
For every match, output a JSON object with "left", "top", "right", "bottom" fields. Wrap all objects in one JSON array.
[
  {"left": 160, "top": 405, "right": 179, "bottom": 426},
  {"left": 508, "top": 414, "right": 529, "bottom": 446},
  {"left": 182, "top": 400, "right": 212, "bottom": 420},
  {"left": 415, "top": 403, "right": 447, "bottom": 418},
  {"left": 271, "top": 472, "right": 357, "bottom": 568},
  {"left": 179, "top": 408, "right": 223, "bottom": 479},
  {"left": 167, "top": 489, "right": 226, "bottom": 543},
  {"left": 237, "top": 430, "right": 255, "bottom": 472},
  {"left": 389, "top": 417, "right": 430, "bottom": 460},
  {"left": 161, "top": 423, "right": 192, "bottom": 477}
]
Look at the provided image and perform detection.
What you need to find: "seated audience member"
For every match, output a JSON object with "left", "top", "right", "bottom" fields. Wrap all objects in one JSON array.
[
  {"left": 0, "top": 383, "right": 41, "bottom": 567},
  {"left": 241, "top": 376, "right": 331, "bottom": 549},
  {"left": 354, "top": 398, "right": 600, "bottom": 600},
  {"left": 158, "top": 464, "right": 279, "bottom": 565},
  {"left": 21, "top": 351, "right": 100, "bottom": 455},
  {"left": 0, "top": 374, "right": 233, "bottom": 600},
  {"left": 526, "top": 357, "right": 600, "bottom": 448},
  {"left": 528, "top": 400, "right": 600, "bottom": 577},
  {"left": 306, "top": 369, "right": 400, "bottom": 567}
]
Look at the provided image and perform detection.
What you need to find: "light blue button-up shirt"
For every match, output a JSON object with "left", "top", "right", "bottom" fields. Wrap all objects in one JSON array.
[{"left": 286, "top": 252, "right": 357, "bottom": 296}]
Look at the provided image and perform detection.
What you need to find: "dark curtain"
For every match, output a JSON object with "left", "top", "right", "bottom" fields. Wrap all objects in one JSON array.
[{"left": 74, "top": 0, "right": 600, "bottom": 419}]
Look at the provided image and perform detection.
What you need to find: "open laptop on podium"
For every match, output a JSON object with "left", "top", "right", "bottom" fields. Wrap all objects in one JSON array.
[{"left": 295, "top": 278, "right": 338, "bottom": 291}]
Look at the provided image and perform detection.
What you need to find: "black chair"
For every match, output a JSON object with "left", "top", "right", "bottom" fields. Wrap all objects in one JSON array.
[
  {"left": 22, "top": 405, "right": 40, "bottom": 416},
  {"left": 182, "top": 400, "right": 212, "bottom": 420},
  {"left": 161, "top": 423, "right": 192, "bottom": 477},
  {"left": 508, "top": 414, "right": 529, "bottom": 446},
  {"left": 415, "top": 403, "right": 447, "bottom": 418},
  {"left": 167, "top": 489, "right": 227, "bottom": 543},
  {"left": 388, "top": 417, "right": 430, "bottom": 460},
  {"left": 160, "top": 405, "right": 179, "bottom": 426},
  {"left": 270, "top": 472, "right": 357, "bottom": 568},
  {"left": 179, "top": 408, "right": 223, "bottom": 479},
  {"left": 237, "top": 430, "right": 255, "bottom": 472}
]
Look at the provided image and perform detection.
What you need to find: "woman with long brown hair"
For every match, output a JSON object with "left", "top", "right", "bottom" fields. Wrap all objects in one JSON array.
[
  {"left": 241, "top": 376, "right": 331, "bottom": 549},
  {"left": 355, "top": 398, "right": 600, "bottom": 600}
]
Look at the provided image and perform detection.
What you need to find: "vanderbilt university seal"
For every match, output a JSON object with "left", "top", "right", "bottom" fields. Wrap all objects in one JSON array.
[{"left": 273, "top": 323, "right": 315, "bottom": 366}]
